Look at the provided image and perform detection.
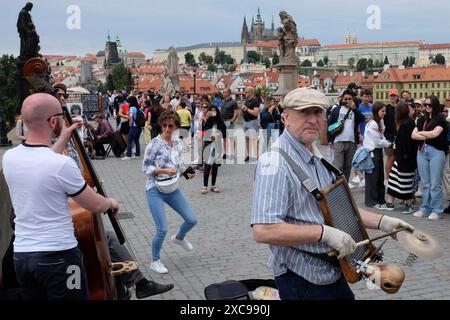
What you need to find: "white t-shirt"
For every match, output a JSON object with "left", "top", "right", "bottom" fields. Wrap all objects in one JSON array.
[
  {"left": 334, "top": 106, "right": 356, "bottom": 143},
  {"left": 2, "top": 144, "right": 86, "bottom": 252}
]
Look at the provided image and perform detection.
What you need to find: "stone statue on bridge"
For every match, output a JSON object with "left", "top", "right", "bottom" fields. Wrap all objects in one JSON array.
[
  {"left": 277, "top": 11, "right": 298, "bottom": 66},
  {"left": 17, "top": 2, "right": 40, "bottom": 62}
]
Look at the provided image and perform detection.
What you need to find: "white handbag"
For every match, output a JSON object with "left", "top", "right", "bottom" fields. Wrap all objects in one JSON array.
[{"left": 155, "top": 174, "right": 180, "bottom": 194}]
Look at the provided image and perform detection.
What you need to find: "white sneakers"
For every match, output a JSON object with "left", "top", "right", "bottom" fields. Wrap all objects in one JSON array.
[
  {"left": 428, "top": 213, "right": 442, "bottom": 220},
  {"left": 413, "top": 211, "right": 443, "bottom": 220},
  {"left": 150, "top": 236, "right": 194, "bottom": 274},
  {"left": 150, "top": 260, "right": 168, "bottom": 274},
  {"left": 171, "top": 235, "right": 194, "bottom": 251}
]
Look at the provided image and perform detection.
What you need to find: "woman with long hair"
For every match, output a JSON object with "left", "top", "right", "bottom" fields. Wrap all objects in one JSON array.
[
  {"left": 201, "top": 104, "right": 227, "bottom": 194},
  {"left": 122, "top": 96, "right": 143, "bottom": 160},
  {"left": 385, "top": 102, "right": 418, "bottom": 213},
  {"left": 143, "top": 111, "right": 198, "bottom": 274},
  {"left": 363, "top": 102, "right": 392, "bottom": 208},
  {"left": 412, "top": 95, "right": 448, "bottom": 220}
]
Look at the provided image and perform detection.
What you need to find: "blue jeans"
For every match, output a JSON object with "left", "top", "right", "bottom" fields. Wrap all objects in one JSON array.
[
  {"left": 13, "top": 247, "right": 89, "bottom": 300},
  {"left": 146, "top": 187, "right": 198, "bottom": 261},
  {"left": 266, "top": 123, "right": 279, "bottom": 148},
  {"left": 417, "top": 144, "right": 446, "bottom": 214},
  {"left": 275, "top": 269, "right": 354, "bottom": 300},
  {"left": 126, "top": 126, "right": 142, "bottom": 157}
]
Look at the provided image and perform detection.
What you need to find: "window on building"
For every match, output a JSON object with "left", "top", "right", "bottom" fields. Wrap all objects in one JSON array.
[
  {"left": 414, "top": 83, "right": 417, "bottom": 89},
  {"left": 432, "top": 83, "right": 435, "bottom": 88},
  {"left": 420, "top": 92, "right": 423, "bottom": 98},
  {"left": 444, "top": 92, "right": 447, "bottom": 99},
  {"left": 437, "top": 92, "right": 441, "bottom": 99},
  {"left": 445, "top": 82, "right": 448, "bottom": 88},
  {"left": 420, "top": 83, "right": 423, "bottom": 89},
  {"left": 408, "top": 84, "right": 412, "bottom": 89},
  {"left": 437, "top": 83, "right": 441, "bottom": 88},
  {"left": 425, "top": 83, "right": 428, "bottom": 89},
  {"left": 385, "top": 92, "right": 388, "bottom": 100},
  {"left": 376, "top": 92, "right": 379, "bottom": 100}
]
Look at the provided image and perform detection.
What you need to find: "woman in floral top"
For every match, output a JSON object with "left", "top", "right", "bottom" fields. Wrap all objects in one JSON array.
[{"left": 142, "top": 111, "right": 197, "bottom": 274}]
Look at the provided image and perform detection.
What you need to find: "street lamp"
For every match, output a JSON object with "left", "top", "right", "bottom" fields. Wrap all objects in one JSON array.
[{"left": 193, "top": 66, "right": 197, "bottom": 95}]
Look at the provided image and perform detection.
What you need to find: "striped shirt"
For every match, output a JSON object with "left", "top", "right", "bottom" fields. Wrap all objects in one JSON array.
[
  {"left": 251, "top": 130, "right": 341, "bottom": 285},
  {"left": 142, "top": 135, "right": 186, "bottom": 191}
]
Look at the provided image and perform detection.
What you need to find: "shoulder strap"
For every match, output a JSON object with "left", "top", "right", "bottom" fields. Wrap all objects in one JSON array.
[
  {"left": 272, "top": 148, "right": 323, "bottom": 201},
  {"left": 343, "top": 107, "right": 352, "bottom": 121}
]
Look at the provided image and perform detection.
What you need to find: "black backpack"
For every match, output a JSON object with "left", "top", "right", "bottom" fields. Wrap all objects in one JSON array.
[{"left": 135, "top": 109, "right": 145, "bottom": 128}]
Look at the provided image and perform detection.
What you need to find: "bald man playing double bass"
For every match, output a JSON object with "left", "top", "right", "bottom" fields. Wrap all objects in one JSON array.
[{"left": 2, "top": 93, "right": 119, "bottom": 300}]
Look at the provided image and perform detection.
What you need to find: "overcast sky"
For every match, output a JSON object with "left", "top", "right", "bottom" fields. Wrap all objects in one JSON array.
[{"left": 1, "top": 0, "right": 450, "bottom": 58}]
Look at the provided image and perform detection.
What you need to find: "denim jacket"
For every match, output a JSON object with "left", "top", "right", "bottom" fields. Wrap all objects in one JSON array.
[{"left": 352, "top": 147, "right": 374, "bottom": 174}]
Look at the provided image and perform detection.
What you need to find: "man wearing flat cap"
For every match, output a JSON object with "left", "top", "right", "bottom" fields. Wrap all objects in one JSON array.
[
  {"left": 251, "top": 88, "right": 414, "bottom": 300},
  {"left": 85, "top": 113, "right": 114, "bottom": 159}
]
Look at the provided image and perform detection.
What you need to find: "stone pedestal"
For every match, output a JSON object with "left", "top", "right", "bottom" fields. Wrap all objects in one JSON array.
[{"left": 273, "top": 63, "right": 298, "bottom": 97}]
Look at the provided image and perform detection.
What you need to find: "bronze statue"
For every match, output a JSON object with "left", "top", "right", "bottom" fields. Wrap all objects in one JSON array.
[
  {"left": 17, "top": 2, "right": 40, "bottom": 61},
  {"left": 277, "top": 11, "right": 298, "bottom": 65}
]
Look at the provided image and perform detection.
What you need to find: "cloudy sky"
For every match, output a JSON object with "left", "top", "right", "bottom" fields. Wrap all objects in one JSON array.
[{"left": 1, "top": 0, "right": 449, "bottom": 58}]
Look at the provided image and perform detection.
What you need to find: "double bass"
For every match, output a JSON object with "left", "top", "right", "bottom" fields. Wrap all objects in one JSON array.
[{"left": 23, "top": 58, "right": 126, "bottom": 300}]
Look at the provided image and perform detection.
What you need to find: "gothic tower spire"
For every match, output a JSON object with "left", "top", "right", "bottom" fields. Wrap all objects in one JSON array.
[{"left": 241, "top": 16, "right": 249, "bottom": 45}]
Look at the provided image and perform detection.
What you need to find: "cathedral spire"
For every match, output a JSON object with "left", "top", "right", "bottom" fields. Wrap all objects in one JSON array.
[
  {"left": 255, "top": 6, "right": 262, "bottom": 24},
  {"left": 107, "top": 30, "right": 111, "bottom": 42},
  {"left": 241, "top": 16, "right": 249, "bottom": 45}
]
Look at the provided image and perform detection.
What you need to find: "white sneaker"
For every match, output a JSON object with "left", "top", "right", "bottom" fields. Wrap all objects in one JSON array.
[
  {"left": 121, "top": 156, "right": 131, "bottom": 161},
  {"left": 171, "top": 235, "right": 193, "bottom": 251},
  {"left": 352, "top": 176, "right": 360, "bottom": 184},
  {"left": 348, "top": 183, "right": 356, "bottom": 189},
  {"left": 413, "top": 210, "right": 427, "bottom": 218},
  {"left": 415, "top": 191, "right": 422, "bottom": 198},
  {"left": 150, "top": 260, "right": 168, "bottom": 274},
  {"left": 428, "top": 212, "right": 442, "bottom": 220},
  {"left": 359, "top": 179, "right": 366, "bottom": 188}
]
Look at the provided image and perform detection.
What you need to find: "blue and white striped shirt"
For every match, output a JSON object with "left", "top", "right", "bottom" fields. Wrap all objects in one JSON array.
[
  {"left": 142, "top": 135, "right": 186, "bottom": 191},
  {"left": 251, "top": 130, "right": 341, "bottom": 285}
]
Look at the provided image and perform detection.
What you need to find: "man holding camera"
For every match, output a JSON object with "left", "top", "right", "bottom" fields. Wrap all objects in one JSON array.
[{"left": 328, "top": 89, "right": 365, "bottom": 182}]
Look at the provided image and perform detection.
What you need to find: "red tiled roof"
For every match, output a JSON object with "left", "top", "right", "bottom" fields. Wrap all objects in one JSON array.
[
  {"left": 420, "top": 43, "right": 450, "bottom": 50},
  {"left": 299, "top": 39, "right": 321, "bottom": 46},
  {"left": 323, "top": 41, "right": 423, "bottom": 49},
  {"left": 374, "top": 66, "right": 450, "bottom": 83},
  {"left": 335, "top": 72, "right": 364, "bottom": 86},
  {"left": 128, "top": 52, "right": 145, "bottom": 57}
]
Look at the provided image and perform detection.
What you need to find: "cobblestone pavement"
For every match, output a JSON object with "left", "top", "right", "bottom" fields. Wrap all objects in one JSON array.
[{"left": 2, "top": 138, "right": 450, "bottom": 300}]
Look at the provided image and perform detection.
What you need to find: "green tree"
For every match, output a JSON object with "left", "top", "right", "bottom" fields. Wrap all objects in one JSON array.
[
  {"left": 184, "top": 52, "right": 196, "bottom": 66},
  {"left": 207, "top": 64, "right": 218, "bottom": 72},
  {"left": 214, "top": 47, "right": 221, "bottom": 64},
  {"left": 323, "top": 56, "right": 329, "bottom": 66},
  {"left": 0, "top": 55, "right": 18, "bottom": 128},
  {"left": 300, "top": 59, "right": 312, "bottom": 67},
  {"left": 199, "top": 52, "right": 207, "bottom": 64},
  {"left": 356, "top": 58, "right": 368, "bottom": 71},
  {"left": 106, "top": 74, "right": 114, "bottom": 91},
  {"left": 261, "top": 57, "right": 271, "bottom": 68},
  {"left": 317, "top": 59, "right": 324, "bottom": 67},
  {"left": 272, "top": 53, "right": 280, "bottom": 66},
  {"left": 384, "top": 56, "right": 389, "bottom": 65},
  {"left": 247, "top": 51, "right": 262, "bottom": 64},
  {"left": 111, "top": 64, "right": 132, "bottom": 90},
  {"left": 409, "top": 56, "right": 415, "bottom": 67},
  {"left": 96, "top": 82, "right": 106, "bottom": 94},
  {"left": 367, "top": 58, "right": 374, "bottom": 69},
  {"left": 403, "top": 57, "right": 410, "bottom": 67},
  {"left": 433, "top": 54, "right": 445, "bottom": 65},
  {"left": 347, "top": 57, "right": 355, "bottom": 67}
]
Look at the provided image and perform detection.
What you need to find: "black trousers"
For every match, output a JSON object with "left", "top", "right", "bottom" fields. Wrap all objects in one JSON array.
[
  {"left": 94, "top": 135, "right": 113, "bottom": 156},
  {"left": 365, "top": 148, "right": 385, "bottom": 207},
  {"left": 203, "top": 164, "right": 219, "bottom": 187},
  {"left": 13, "top": 247, "right": 89, "bottom": 300}
]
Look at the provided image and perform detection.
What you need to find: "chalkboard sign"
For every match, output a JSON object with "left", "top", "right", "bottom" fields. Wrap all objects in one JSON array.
[{"left": 81, "top": 94, "right": 100, "bottom": 119}]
